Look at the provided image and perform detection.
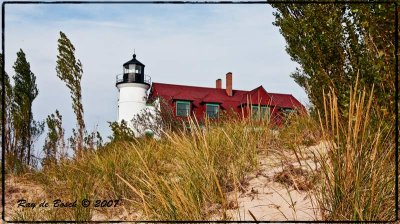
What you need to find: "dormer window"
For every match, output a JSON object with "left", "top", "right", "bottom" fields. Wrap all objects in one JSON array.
[
  {"left": 206, "top": 103, "right": 219, "bottom": 118},
  {"left": 252, "top": 105, "right": 270, "bottom": 120},
  {"left": 176, "top": 101, "right": 190, "bottom": 117},
  {"left": 283, "top": 108, "right": 294, "bottom": 113},
  {"left": 281, "top": 108, "right": 294, "bottom": 116}
]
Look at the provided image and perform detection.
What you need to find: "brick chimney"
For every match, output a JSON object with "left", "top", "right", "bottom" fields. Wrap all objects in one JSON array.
[
  {"left": 226, "top": 72, "right": 232, "bottom": 96},
  {"left": 216, "top": 79, "right": 222, "bottom": 89}
]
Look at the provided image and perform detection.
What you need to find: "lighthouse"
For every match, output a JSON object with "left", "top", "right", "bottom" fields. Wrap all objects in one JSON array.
[{"left": 116, "top": 54, "right": 151, "bottom": 133}]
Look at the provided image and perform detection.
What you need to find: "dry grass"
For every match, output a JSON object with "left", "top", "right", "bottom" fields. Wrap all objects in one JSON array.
[
  {"left": 276, "top": 80, "right": 395, "bottom": 221},
  {"left": 273, "top": 164, "right": 316, "bottom": 191},
  {"left": 11, "top": 117, "right": 271, "bottom": 221},
  {"left": 315, "top": 84, "right": 395, "bottom": 221},
  {"left": 8, "top": 79, "right": 396, "bottom": 222}
]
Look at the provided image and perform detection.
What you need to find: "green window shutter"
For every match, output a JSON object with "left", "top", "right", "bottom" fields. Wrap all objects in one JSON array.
[
  {"left": 206, "top": 104, "right": 219, "bottom": 118},
  {"left": 176, "top": 101, "right": 190, "bottom": 117}
]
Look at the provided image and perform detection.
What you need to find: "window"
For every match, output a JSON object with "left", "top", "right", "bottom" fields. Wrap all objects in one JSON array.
[
  {"left": 283, "top": 108, "right": 294, "bottom": 113},
  {"left": 176, "top": 101, "right": 190, "bottom": 117},
  {"left": 281, "top": 108, "right": 294, "bottom": 117},
  {"left": 252, "top": 105, "right": 270, "bottom": 120},
  {"left": 124, "top": 64, "right": 142, "bottom": 74},
  {"left": 206, "top": 104, "right": 219, "bottom": 118},
  {"left": 135, "top": 66, "right": 142, "bottom": 74}
]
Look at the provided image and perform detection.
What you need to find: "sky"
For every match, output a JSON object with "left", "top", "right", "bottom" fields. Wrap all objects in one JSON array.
[{"left": 4, "top": 2, "right": 309, "bottom": 158}]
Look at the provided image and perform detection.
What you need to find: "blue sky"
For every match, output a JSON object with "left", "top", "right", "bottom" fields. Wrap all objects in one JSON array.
[{"left": 4, "top": 2, "right": 308, "bottom": 158}]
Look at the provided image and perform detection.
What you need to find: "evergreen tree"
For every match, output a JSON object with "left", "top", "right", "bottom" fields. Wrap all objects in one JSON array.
[
  {"left": 55, "top": 31, "right": 85, "bottom": 155},
  {"left": 12, "top": 49, "right": 43, "bottom": 165},
  {"left": 0, "top": 54, "right": 14, "bottom": 156},
  {"left": 42, "top": 110, "right": 65, "bottom": 167}
]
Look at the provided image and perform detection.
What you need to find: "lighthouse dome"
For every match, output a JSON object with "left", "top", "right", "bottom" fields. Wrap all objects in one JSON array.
[{"left": 123, "top": 54, "right": 145, "bottom": 73}]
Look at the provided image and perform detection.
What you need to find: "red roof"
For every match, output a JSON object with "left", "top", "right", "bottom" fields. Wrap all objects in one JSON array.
[
  {"left": 150, "top": 82, "right": 248, "bottom": 110},
  {"left": 149, "top": 82, "right": 305, "bottom": 110},
  {"left": 238, "top": 85, "right": 275, "bottom": 106},
  {"left": 269, "top": 93, "right": 304, "bottom": 109}
]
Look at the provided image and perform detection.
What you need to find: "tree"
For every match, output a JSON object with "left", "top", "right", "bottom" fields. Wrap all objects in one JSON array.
[
  {"left": 56, "top": 31, "right": 85, "bottom": 155},
  {"left": 270, "top": 3, "right": 396, "bottom": 220},
  {"left": 12, "top": 49, "right": 43, "bottom": 166},
  {"left": 270, "top": 2, "right": 395, "bottom": 118},
  {"left": 108, "top": 120, "right": 135, "bottom": 143},
  {"left": 0, "top": 54, "right": 15, "bottom": 164},
  {"left": 84, "top": 128, "right": 103, "bottom": 150},
  {"left": 130, "top": 98, "right": 184, "bottom": 138},
  {"left": 42, "top": 110, "right": 65, "bottom": 167}
]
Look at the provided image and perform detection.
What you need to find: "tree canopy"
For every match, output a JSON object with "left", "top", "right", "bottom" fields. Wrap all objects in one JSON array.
[
  {"left": 12, "top": 49, "right": 43, "bottom": 166},
  {"left": 56, "top": 31, "right": 86, "bottom": 153},
  {"left": 271, "top": 2, "right": 396, "bottom": 118}
]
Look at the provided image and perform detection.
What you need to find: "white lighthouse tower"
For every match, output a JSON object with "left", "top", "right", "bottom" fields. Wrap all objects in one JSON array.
[{"left": 116, "top": 54, "right": 151, "bottom": 134}]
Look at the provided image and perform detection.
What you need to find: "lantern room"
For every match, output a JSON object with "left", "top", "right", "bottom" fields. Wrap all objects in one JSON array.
[{"left": 116, "top": 54, "right": 151, "bottom": 86}]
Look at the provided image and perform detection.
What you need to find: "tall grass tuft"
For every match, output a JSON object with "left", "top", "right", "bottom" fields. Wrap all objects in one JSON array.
[
  {"left": 316, "top": 83, "right": 395, "bottom": 221},
  {"left": 113, "top": 117, "right": 269, "bottom": 220},
  {"left": 23, "top": 116, "right": 270, "bottom": 221}
]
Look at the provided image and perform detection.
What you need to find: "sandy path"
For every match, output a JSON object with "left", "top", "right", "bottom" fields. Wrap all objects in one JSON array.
[
  {"left": 2, "top": 175, "right": 48, "bottom": 220},
  {"left": 3, "top": 175, "right": 138, "bottom": 221},
  {"left": 225, "top": 142, "right": 326, "bottom": 221}
]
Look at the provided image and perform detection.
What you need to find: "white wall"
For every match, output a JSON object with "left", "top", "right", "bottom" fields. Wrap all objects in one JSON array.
[{"left": 117, "top": 82, "right": 149, "bottom": 124}]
